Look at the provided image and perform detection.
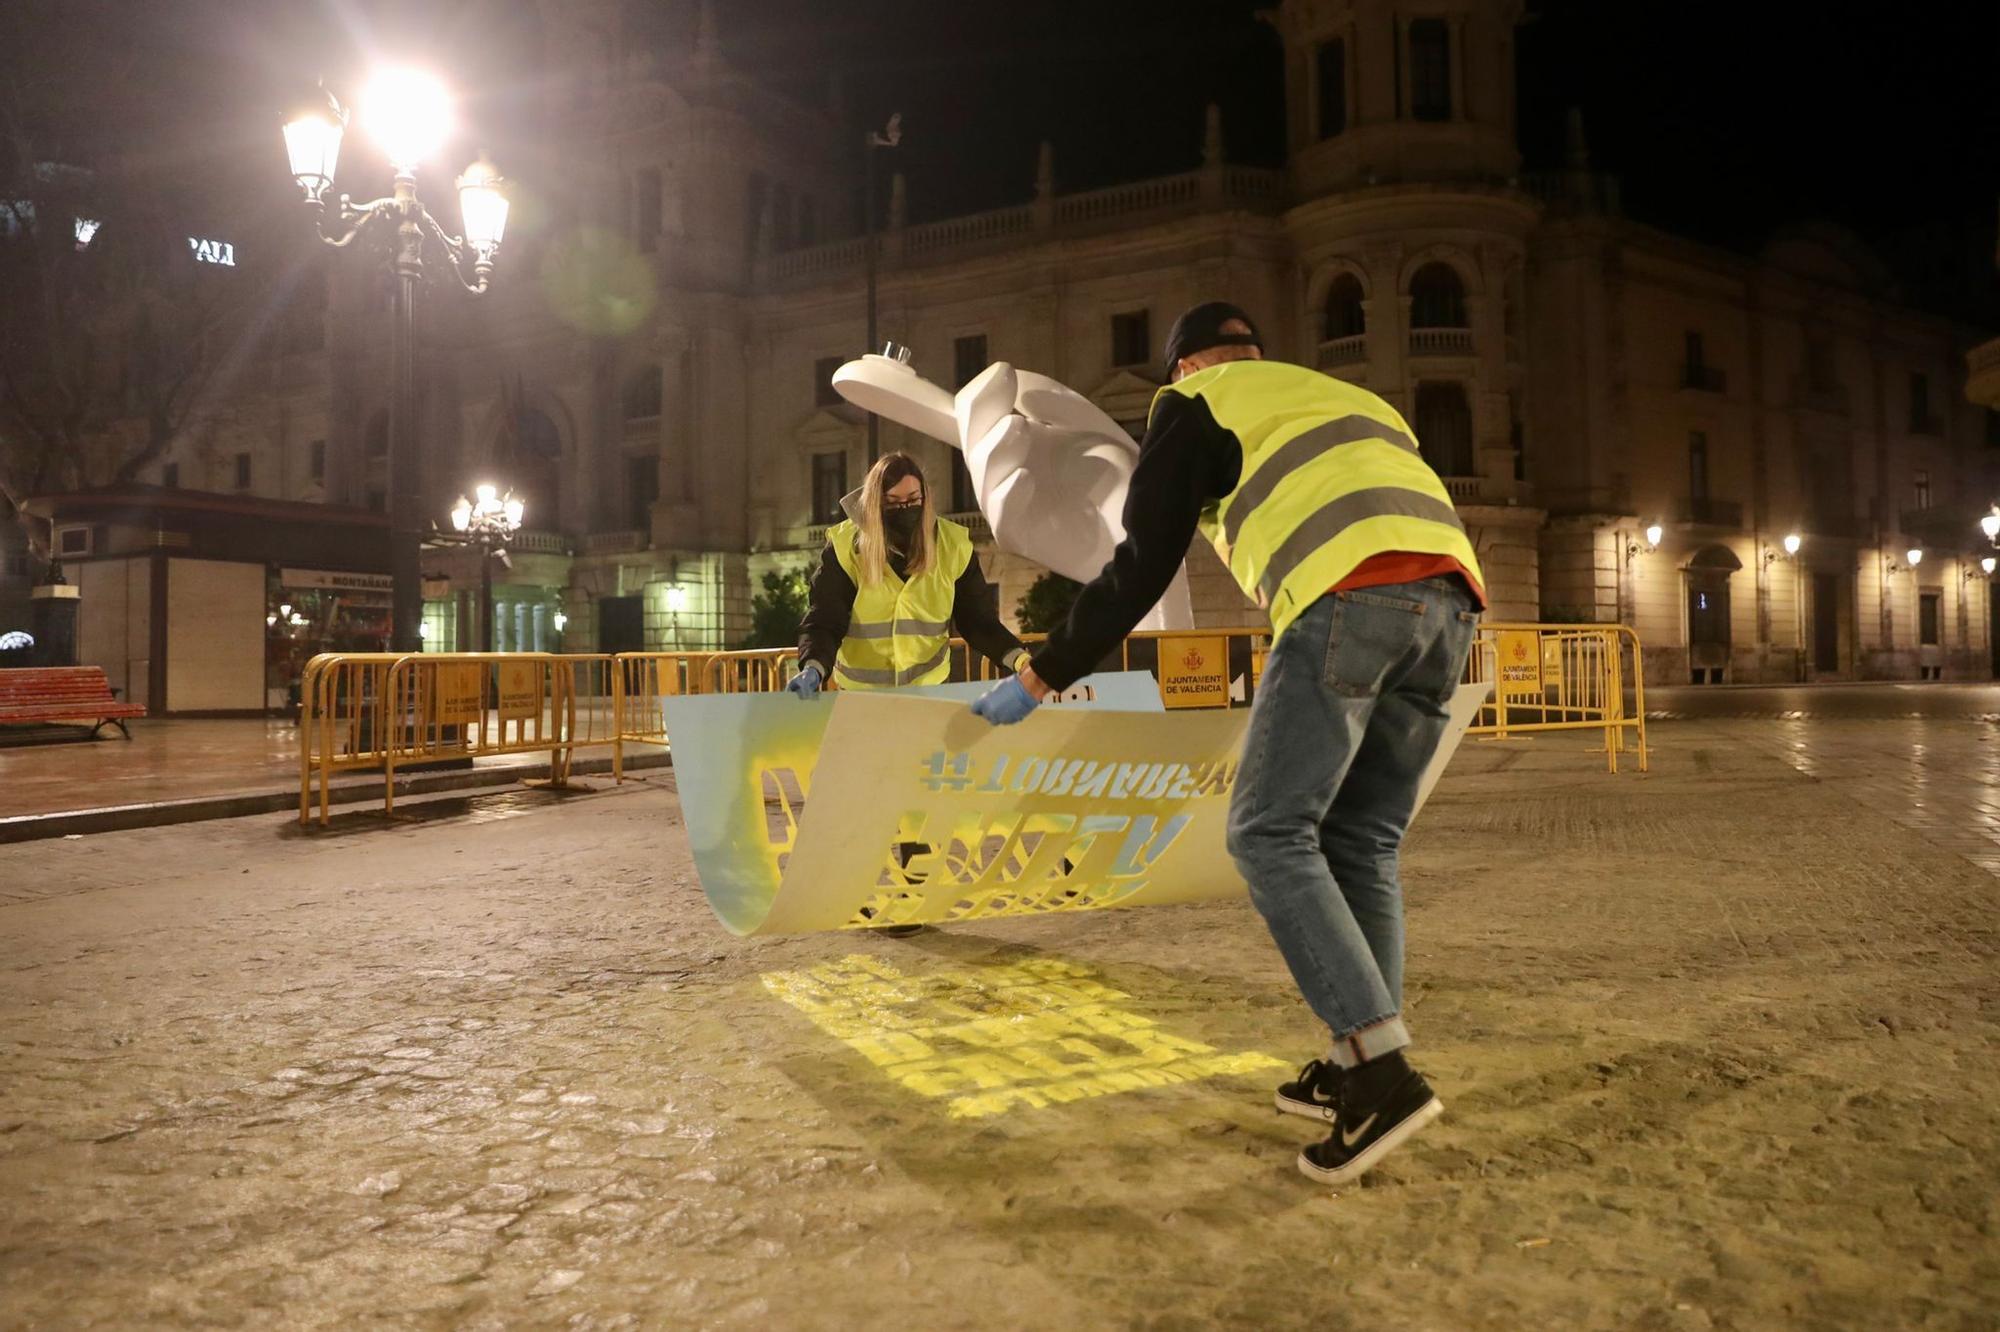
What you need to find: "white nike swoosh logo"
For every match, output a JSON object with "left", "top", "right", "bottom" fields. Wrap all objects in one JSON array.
[{"left": 1340, "top": 1112, "right": 1378, "bottom": 1148}]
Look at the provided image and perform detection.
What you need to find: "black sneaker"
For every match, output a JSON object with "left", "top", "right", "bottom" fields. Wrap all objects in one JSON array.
[
  {"left": 1274, "top": 1058, "right": 1343, "bottom": 1123},
  {"left": 1297, "top": 1053, "right": 1442, "bottom": 1186}
]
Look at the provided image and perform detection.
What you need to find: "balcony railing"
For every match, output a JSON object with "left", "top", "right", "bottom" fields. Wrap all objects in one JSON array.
[
  {"left": 1674, "top": 497, "right": 1743, "bottom": 528},
  {"left": 761, "top": 166, "right": 1287, "bottom": 286},
  {"left": 1408, "top": 328, "right": 1473, "bottom": 358},
  {"left": 1317, "top": 334, "right": 1367, "bottom": 369},
  {"left": 1681, "top": 364, "right": 1727, "bottom": 393},
  {"left": 579, "top": 529, "right": 647, "bottom": 555},
  {"left": 1442, "top": 476, "right": 1483, "bottom": 503},
  {"left": 1901, "top": 504, "right": 1977, "bottom": 546},
  {"left": 904, "top": 206, "right": 1033, "bottom": 258},
  {"left": 511, "top": 529, "right": 570, "bottom": 555},
  {"left": 943, "top": 509, "right": 992, "bottom": 541},
  {"left": 1055, "top": 171, "right": 1201, "bottom": 225},
  {"left": 765, "top": 237, "right": 870, "bottom": 283}
]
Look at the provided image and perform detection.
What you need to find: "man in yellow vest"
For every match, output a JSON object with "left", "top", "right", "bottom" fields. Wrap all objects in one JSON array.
[{"left": 972, "top": 301, "right": 1484, "bottom": 1187}]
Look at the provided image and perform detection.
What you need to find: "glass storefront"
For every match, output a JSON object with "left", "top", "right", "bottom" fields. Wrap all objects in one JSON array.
[{"left": 266, "top": 567, "right": 392, "bottom": 708}]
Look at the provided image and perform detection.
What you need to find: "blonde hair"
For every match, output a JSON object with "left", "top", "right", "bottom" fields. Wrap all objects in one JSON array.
[{"left": 855, "top": 451, "right": 935, "bottom": 586}]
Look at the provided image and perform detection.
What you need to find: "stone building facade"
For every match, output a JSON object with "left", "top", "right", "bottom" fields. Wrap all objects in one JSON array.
[{"left": 34, "top": 0, "right": 1999, "bottom": 685}]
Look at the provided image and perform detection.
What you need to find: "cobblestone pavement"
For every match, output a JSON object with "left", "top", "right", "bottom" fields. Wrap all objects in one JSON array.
[{"left": 1, "top": 726, "right": 1995, "bottom": 1330}]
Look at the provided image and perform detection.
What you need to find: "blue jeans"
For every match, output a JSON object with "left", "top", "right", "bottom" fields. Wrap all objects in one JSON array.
[{"left": 1226, "top": 578, "right": 1478, "bottom": 1068}]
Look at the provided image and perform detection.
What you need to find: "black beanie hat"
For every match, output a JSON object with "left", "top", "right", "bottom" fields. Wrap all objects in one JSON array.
[{"left": 1162, "top": 301, "right": 1263, "bottom": 379}]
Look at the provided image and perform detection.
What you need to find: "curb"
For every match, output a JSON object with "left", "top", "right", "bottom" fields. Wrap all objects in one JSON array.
[{"left": 0, "top": 750, "right": 673, "bottom": 846}]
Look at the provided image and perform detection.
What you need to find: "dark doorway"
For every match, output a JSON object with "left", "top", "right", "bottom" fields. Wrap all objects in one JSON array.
[
  {"left": 1685, "top": 545, "right": 1740, "bottom": 683},
  {"left": 1813, "top": 572, "right": 1841, "bottom": 675},
  {"left": 599, "top": 595, "right": 644, "bottom": 655}
]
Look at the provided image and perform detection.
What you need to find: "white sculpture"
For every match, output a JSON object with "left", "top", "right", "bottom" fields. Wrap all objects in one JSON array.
[{"left": 832, "top": 350, "right": 1194, "bottom": 631}]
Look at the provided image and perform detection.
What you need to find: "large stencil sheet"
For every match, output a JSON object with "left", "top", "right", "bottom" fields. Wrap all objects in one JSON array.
[
  {"left": 667, "top": 674, "right": 1490, "bottom": 936},
  {"left": 664, "top": 672, "right": 1165, "bottom": 935}
]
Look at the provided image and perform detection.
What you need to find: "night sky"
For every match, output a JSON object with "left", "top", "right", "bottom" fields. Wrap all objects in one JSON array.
[{"left": 9, "top": 0, "right": 1997, "bottom": 321}]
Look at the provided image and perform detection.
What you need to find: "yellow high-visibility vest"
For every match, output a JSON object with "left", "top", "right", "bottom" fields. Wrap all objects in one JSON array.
[
  {"left": 1158, "top": 360, "right": 1483, "bottom": 641},
  {"left": 826, "top": 517, "right": 973, "bottom": 688}
]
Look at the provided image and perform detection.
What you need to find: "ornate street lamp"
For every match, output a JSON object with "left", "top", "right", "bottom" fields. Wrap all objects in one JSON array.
[
  {"left": 282, "top": 71, "right": 511, "bottom": 652},
  {"left": 1980, "top": 506, "right": 2000, "bottom": 548},
  {"left": 446, "top": 483, "right": 524, "bottom": 652}
]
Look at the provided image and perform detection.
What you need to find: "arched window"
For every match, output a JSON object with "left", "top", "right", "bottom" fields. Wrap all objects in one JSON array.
[
  {"left": 1409, "top": 263, "right": 1467, "bottom": 329},
  {"left": 499, "top": 407, "right": 563, "bottom": 530},
  {"left": 623, "top": 366, "right": 662, "bottom": 422},
  {"left": 1413, "top": 381, "right": 1474, "bottom": 477},
  {"left": 1323, "top": 274, "right": 1365, "bottom": 341}
]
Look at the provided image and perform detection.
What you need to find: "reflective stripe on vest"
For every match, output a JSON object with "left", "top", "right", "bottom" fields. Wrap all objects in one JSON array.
[
  {"left": 840, "top": 616, "right": 954, "bottom": 640},
  {"left": 826, "top": 517, "right": 973, "bottom": 690},
  {"left": 1219, "top": 414, "right": 1421, "bottom": 548},
  {"left": 1256, "top": 486, "right": 1464, "bottom": 603},
  {"left": 833, "top": 642, "right": 952, "bottom": 688},
  {"left": 1160, "top": 360, "right": 1482, "bottom": 641}
]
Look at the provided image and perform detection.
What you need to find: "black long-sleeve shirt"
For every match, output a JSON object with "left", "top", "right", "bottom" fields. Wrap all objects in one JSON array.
[
  {"left": 797, "top": 537, "right": 1025, "bottom": 678},
  {"left": 1031, "top": 392, "right": 1242, "bottom": 691}
]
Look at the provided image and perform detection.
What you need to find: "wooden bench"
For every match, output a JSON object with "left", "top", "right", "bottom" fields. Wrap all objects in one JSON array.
[{"left": 0, "top": 666, "right": 147, "bottom": 739}]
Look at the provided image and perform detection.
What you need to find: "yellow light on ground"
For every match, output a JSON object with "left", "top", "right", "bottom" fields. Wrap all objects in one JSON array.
[
  {"left": 1783, "top": 533, "right": 1801, "bottom": 556},
  {"left": 361, "top": 68, "right": 452, "bottom": 173}
]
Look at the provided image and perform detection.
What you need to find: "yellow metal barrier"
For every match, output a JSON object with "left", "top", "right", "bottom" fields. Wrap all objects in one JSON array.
[
  {"left": 298, "top": 652, "right": 406, "bottom": 825},
  {"left": 299, "top": 651, "right": 621, "bottom": 826},
  {"left": 1464, "top": 622, "right": 1648, "bottom": 773},
  {"left": 689, "top": 620, "right": 1646, "bottom": 770},
  {"left": 700, "top": 648, "right": 800, "bottom": 695},
  {"left": 301, "top": 620, "right": 1646, "bottom": 824},
  {"left": 610, "top": 651, "right": 708, "bottom": 779}
]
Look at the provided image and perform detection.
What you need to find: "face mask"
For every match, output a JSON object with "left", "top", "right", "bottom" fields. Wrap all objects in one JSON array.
[{"left": 882, "top": 506, "right": 922, "bottom": 546}]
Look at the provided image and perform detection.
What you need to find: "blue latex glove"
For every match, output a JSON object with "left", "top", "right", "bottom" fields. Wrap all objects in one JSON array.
[
  {"left": 971, "top": 675, "right": 1039, "bottom": 725},
  {"left": 786, "top": 664, "right": 823, "bottom": 699}
]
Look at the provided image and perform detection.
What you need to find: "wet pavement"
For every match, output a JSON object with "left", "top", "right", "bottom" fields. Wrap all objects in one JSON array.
[
  {"left": 1647, "top": 681, "right": 2000, "bottom": 720},
  {"left": 0, "top": 722, "right": 1994, "bottom": 1329},
  {"left": 0, "top": 719, "right": 600, "bottom": 820}
]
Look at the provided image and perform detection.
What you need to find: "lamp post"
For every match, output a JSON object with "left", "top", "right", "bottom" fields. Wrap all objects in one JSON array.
[
  {"left": 1980, "top": 506, "right": 2000, "bottom": 549},
  {"left": 862, "top": 112, "right": 902, "bottom": 465},
  {"left": 1763, "top": 533, "right": 1803, "bottom": 677},
  {"left": 447, "top": 484, "right": 525, "bottom": 652},
  {"left": 282, "top": 72, "right": 511, "bottom": 653}
]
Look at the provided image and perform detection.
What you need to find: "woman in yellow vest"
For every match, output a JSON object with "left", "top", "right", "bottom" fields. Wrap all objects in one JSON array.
[
  {"left": 972, "top": 302, "right": 1483, "bottom": 1189},
  {"left": 789, "top": 451, "right": 1027, "bottom": 697},
  {"left": 788, "top": 452, "right": 1029, "bottom": 936}
]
